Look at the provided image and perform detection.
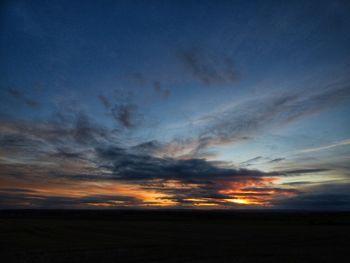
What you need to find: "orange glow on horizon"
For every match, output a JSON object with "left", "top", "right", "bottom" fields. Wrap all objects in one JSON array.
[{"left": 0, "top": 171, "right": 299, "bottom": 208}]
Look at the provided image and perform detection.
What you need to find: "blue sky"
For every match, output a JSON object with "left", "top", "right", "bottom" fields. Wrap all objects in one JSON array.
[{"left": 0, "top": 0, "right": 349, "bottom": 209}]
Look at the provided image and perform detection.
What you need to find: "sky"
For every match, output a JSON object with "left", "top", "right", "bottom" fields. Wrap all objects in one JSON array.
[{"left": 0, "top": 0, "right": 350, "bottom": 210}]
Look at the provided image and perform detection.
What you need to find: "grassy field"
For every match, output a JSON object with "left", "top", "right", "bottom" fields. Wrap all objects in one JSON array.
[{"left": 1, "top": 210, "right": 349, "bottom": 262}]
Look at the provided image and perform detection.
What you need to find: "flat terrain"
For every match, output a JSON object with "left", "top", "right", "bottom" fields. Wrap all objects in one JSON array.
[{"left": 1, "top": 210, "right": 349, "bottom": 262}]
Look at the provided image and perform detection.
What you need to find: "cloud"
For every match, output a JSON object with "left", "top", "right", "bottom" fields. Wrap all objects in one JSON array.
[
  {"left": 98, "top": 95, "right": 111, "bottom": 109},
  {"left": 111, "top": 103, "right": 140, "bottom": 129},
  {"left": 95, "top": 146, "right": 274, "bottom": 182},
  {"left": 279, "top": 168, "right": 331, "bottom": 175},
  {"left": 177, "top": 48, "right": 238, "bottom": 85},
  {"left": 47, "top": 148, "right": 93, "bottom": 164},
  {"left": 130, "top": 140, "right": 163, "bottom": 155},
  {"left": 0, "top": 81, "right": 346, "bottom": 209},
  {"left": 73, "top": 112, "right": 107, "bottom": 145},
  {"left": 129, "top": 77, "right": 350, "bottom": 160},
  {"left": 274, "top": 183, "right": 350, "bottom": 210},
  {"left": 176, "top": 79, "right": 350, "bottom": 154},
  {"left": 153, "top": 81, "right": 171, "bottom": 98},
  {"left": 297, "top": 139, "right": 350, "bottom": 154},
  {"left": 6, "top": 88, "right": 41, "bottom": 109},
  {"left": 0, "top": 133, "right": 43, "bottom": 150},
  {"left": 0, "top": 188, "right": 36, "bottom": 194},
  {"left": 269, "top": 158, "right": 285, "bottom": 163},
  {"left": 0, "top": 112, "right": 111, "bottom": 154},
  {"left": 240, "top": 156, "right": 263, "bottom": 166},
  {"left": 98, "top": 92, "right": 143, "bottom": 129},
  {"left": 0, "top": 188, "right": 142, "bottom": 209},
  {"left": 0, "top": 131, "right": 336, "bottom": 208},
  {"left": 142, "top": 176, "right": 300, "bottom": 207},
  {"left": 127, "top": 72, "right": 146, "bottom": 85}
]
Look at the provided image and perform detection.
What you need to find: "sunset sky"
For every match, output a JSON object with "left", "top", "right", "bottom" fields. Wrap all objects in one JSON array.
[{"left": 1, "top": 0, "right": 350, "bottom": 209}]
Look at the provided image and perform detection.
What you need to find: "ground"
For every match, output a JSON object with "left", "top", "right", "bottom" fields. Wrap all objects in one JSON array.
[{"left": 1, "top": 210, "right": 349, "bottom": 262}]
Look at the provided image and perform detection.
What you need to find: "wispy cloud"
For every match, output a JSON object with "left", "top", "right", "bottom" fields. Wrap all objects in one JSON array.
[
  {"left": 5, "top": 88, "right": 41, "bottom": 109},
  {"left": 111, "top": 103, "right": 140, "bottom": 129},
  {"left": 298, "top": 139, "right": 350, "bottom": 154},
  {"left": 240, "top": 156, "right": 264, "bottom": 167},
  {"left": 175, "top": 79, "right": 350, "bottom": 154},
  {"left": 98, "top": 95, "right": 111, "bottom": 109},
  {"left": 177, "top": 47, "right": 238, "bottom": 85},
  {"left": 268, "top": 158, "right": 285, "bottom": 163},
  {"left": 153, "top": 81, "right": 171, "bottom": 98},
  {"left": 98, "top": 91, "right": 143, "bottom": 129}
]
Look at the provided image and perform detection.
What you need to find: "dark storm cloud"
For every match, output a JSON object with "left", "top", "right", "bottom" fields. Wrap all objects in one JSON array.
[
  {"left": 1, "top": 137, "right": 331, "bottom": 186},
  {"left": 177, "top": 48, "right": 238, "bottom": 85},
  {"left": 94, "top": 145, "right": 329, "bottom": 182},
  {"left": 95, "top": 146, "right": 271, "bottom": 181},
  {"left": 19, "top": 141, "right": 327, "bottom": 184}
]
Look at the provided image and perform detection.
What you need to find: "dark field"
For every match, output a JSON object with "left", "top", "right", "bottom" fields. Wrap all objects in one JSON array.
[{"left": 1, "top": 210, "right": 349, "bottom": 263}]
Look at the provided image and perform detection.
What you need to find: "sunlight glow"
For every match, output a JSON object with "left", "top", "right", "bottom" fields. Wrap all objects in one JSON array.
[{"left": 224, "top": 198, "right": 252, "bottom": 205}]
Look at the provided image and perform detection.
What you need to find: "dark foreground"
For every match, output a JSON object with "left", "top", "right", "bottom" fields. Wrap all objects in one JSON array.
[{"left": 1, "top": 210, "right": 349, "bottom": 263}]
